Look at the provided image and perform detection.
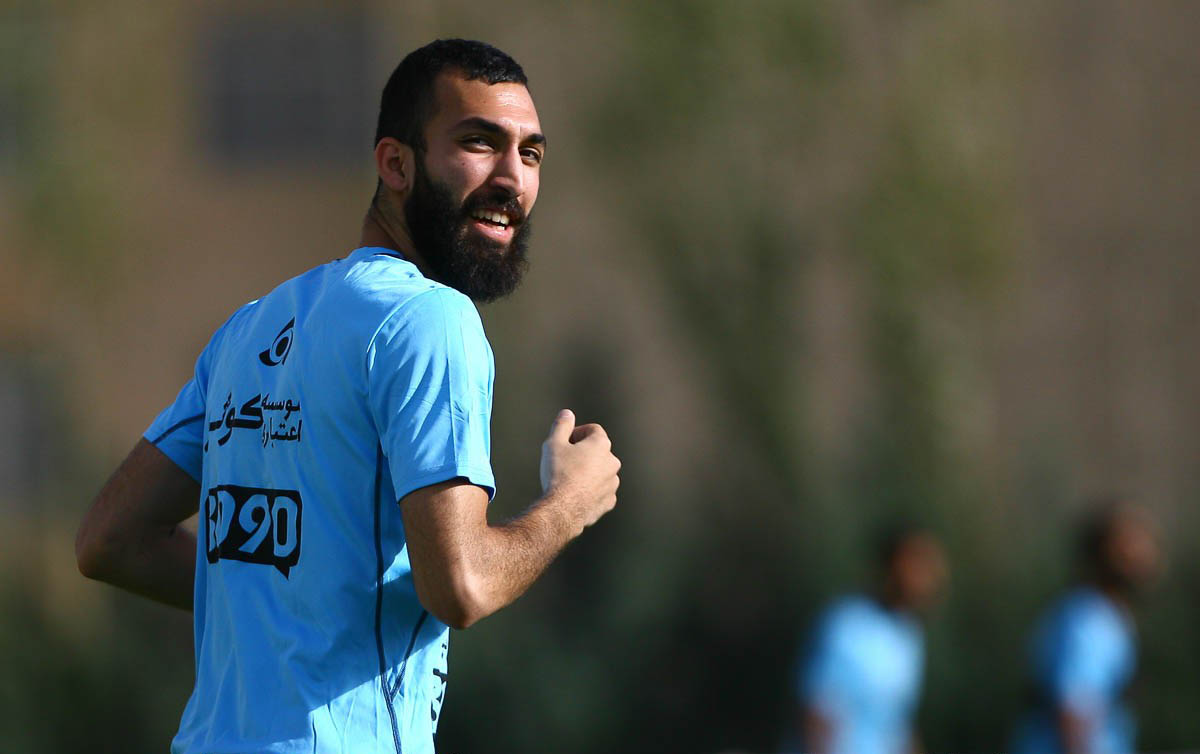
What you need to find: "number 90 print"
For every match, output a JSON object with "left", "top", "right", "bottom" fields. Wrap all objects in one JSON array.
[{"left": 204, "top": 485, "right": 303, "bottom": 577}]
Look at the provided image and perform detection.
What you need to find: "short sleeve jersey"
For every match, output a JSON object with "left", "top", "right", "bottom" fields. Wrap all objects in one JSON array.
[
  {"left": 1013, "top": 588, "right": 1136, "bottom": 754},
  {"left": 797, "top": 596, "right": 925, "bottom": 754},
  {"left": 144, "top": 247, "right": 494, "bottom": 754}
]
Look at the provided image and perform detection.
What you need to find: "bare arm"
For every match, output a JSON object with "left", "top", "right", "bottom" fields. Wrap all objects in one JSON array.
[
  {"left": 75, "top": 439, "right": 200, "bottom": 610},
  {"left": 401, "top": 409, "right": 620, "bottom": 629},
  {"left": 800, "top": 705, "right": 835, "bottom": 754},
  {"left": 1057, "top": 707, "right": 1093, "bottom": 754},
  {"left": 908, "top": 732, "right": 925, "bottom": 754}
]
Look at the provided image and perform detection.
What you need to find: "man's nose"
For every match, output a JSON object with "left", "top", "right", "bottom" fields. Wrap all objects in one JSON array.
[{"left": 487, "top": 146, "right": 526, "bottom": 197}]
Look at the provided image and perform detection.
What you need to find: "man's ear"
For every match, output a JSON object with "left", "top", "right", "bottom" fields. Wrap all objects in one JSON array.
[{"left": 375, "top": 137, "right": 415, "bottom": 194}]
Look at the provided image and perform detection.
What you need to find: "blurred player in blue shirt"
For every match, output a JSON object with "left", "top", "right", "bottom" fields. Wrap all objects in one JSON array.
[
  {"left": 75, "top": 40, "right": 622, "bottom": 754},
  {"left": 1014, "top": 501, "right": 1161, "bottom": 754},
  {"left": 791, "top": 525, "right": 948, "bottom": 754}
]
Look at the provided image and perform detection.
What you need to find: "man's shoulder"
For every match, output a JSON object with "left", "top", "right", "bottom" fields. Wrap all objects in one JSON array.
[
  {"left": 1030, "top": 588, "right": 1124, "bottom": 657},
  {"left": 211, "top": 249, "right": 487, "bottom": 375},
  {"left": 824, "top": 594, "right": 873, "bottom": 621},
  {"left": 821, "top": 595, "right": 917, "bottom": 641},
  {"left": 1052, "top": 587, "right": 1107, "bottom": 621},
  {"left": 330, "top": 250, "right": 478, "bottom": 324},
  {"left": 252, "top": 248, "right": 475, "bottom": 332},
  {"left": 813, "top": 595, "right": 872, "bottom": 638},
  {"left": 208, "top": 250, "right": 476, "bottom": 359},
  {"left": 369, "top": 284, "right": 488, "bottom": 364},
  {"left": 329, "top": 255, "right": 488, "bottom": 363},
  {"left": 1058, "top": 588, "right": 1128, "bottom": 637}
]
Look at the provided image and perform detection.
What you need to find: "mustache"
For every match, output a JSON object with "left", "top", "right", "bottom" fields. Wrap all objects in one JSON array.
[{"left": 462, "top": 190, "right": 526, "bottom": 225}]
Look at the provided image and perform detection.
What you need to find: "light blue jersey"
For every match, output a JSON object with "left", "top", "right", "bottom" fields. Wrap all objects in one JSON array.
[
  {"left": 1013, "top": 588, "right": 1136, "bottom": 754},
  {"left": 145, "top": 246, "right": 495, "bottom": 754},
  {"left": 796, "top": 596, "right": 924, "bottom": 754}
]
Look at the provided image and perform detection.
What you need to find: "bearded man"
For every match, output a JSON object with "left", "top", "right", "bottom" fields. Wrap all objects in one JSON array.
[{"left": 75, "top": 39, "right": 621, "bottom": 754}]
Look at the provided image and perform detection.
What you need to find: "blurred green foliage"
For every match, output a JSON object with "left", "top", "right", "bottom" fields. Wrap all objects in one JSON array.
[
  {"left": 0, "top": 580, "right": 192, "bottom": 754},
  {"left": 1, "top": 2, "right": 123, "bottom": 291}
]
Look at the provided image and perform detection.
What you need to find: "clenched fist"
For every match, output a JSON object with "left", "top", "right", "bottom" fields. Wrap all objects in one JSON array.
[{"left": 539, "top": 409, "right": 621, "bottom": 535}]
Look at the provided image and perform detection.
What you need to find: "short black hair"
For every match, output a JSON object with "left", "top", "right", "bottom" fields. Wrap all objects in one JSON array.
[
  {"left": 374, "top": 39, "right": 528, "bottom": 151},
  {"left": 1077, "top": 497, "right": 1132, "bottom": 570},
  {"left": 874, "top": 520, "right": 932, "bottom": 570}
]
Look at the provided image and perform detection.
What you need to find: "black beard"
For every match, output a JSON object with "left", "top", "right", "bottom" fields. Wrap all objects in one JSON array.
[{"left": 404, "top": 161, "right": 531, "bottom": 303}]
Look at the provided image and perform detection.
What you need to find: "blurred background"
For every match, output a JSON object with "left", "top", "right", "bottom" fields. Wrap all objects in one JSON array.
[{"left": 2, "top": 1, "right": 1199, "bottom": 752}]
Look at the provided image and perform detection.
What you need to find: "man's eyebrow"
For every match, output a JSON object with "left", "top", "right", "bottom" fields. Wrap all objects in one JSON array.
[{"left": 453, "top": 117, "right": 547, "bottom": 148}]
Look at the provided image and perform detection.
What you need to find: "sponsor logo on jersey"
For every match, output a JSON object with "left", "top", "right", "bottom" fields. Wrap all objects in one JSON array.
[
  {"left": 259, "top": 317, "right": 295, "bottom": 366},
  {"left": 204, "top": 484, "right": 302, "bottom": 577},
  {"left": 205, "top": 392, "right": 303, "bottom": 450}
]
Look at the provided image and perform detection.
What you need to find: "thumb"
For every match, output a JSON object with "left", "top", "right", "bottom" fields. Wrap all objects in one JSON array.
[{"left": 547, "top": 409, "right": 576, "bottom": 444}]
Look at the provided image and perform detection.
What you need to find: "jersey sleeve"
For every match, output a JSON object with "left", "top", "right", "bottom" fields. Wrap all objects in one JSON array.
[
  {"left": 143, "top": 323, "right": 226, "bottom": 482},
  {"left": 1045, "top": 604, "right": 1120, "bottom": 716},
  {"left": 367, "top": 288, "right": 495, "bottom": 503},
  {"left": 800, "top": 607, "right": 852, "bottom": 714}
]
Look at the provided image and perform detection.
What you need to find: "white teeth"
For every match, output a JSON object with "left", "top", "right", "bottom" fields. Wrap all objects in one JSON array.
[{"left": 474, "top": 210, "right": 510, "bottom": 227}]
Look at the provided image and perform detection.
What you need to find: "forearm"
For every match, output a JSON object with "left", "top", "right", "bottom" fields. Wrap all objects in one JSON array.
[
  {"left": 908, "top": 733, "right": 924, "bottom": 754},
  {"left": 403, "top": 411, "right": 620, "bottom": 629},
  {"left": 470, "top": 492, "right": 579, "bottom": 615},
  {"left": 76, "top": 439, "right": 200, "bottom": 611},
  {"left": 407, "top": 490, "right": 579, "bottom": 629},
  {"left": 801, "top": 706, "right": 834, "bottom": 754},
  {"left": 1057, "top": 708, "right": 1092, "bottom": 754},
  {"left": 78, "top": 521, "right": 196, "bottom": 610}
]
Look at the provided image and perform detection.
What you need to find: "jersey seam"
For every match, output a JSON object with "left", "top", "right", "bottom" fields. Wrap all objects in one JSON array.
[
  {"left": 362, "top": 287, "right": 461, "bottom": 395},
  {"left": 392, "top": 465, "right": 496, "bottom": 505},
  {"left": 390, "top": 609, "right": 430, "bottom": 700},
  {"left": 374, "top": 444, "right": 404, "bottom": 754},
  {"left": 147, "top": 412, "right": 205, "bottom": 445}
]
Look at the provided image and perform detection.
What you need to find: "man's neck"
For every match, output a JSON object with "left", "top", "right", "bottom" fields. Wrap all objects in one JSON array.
[
  {"left": 873, "top": 584, "right": 907, "bottom": 614},
  {"left": 1089, "top": 577, "right": 1132, "bottom": 612},
  {"left": 360, "top": 199, "right": 430, "bottom": 275}
]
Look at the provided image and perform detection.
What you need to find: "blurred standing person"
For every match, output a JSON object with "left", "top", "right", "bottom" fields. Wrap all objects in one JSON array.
[
  {"left": 789, "top": 525, "right": 948, "bottom": 754},
  {"left": 1014, "top": 501, "right": 1161, "bottom": 754}
]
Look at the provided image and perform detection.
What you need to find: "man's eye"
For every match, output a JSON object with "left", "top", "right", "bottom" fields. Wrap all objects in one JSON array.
[
  {"left": 461, "top": 136, "right": 490, "bottom": 148},
  {"left": 521, "top": 149, "right": 543, "bottom": 164}
]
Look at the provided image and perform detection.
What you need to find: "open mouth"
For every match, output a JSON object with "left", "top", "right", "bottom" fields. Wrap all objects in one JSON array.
[
  {"left": 471, "top": 208, "right": 513, "bottom": 227},
  {"left": 468, "top": 207, "right": 518, "bottom": 241}
]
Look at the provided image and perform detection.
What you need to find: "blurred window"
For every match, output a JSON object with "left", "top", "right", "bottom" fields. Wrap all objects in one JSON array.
[{"left": 197, "top": 9, "right": 371, "bottom": 166}]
